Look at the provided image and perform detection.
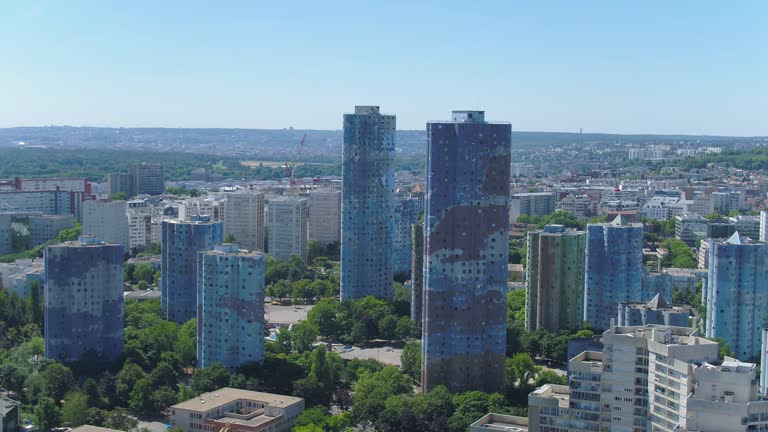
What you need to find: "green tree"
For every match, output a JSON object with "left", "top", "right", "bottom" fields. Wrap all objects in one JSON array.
[
  {"left": 534, "top": 370, "right": 566, "bottom": 387},
  {"left": 400, "top": 341, "right": 421, "bottom": 382},
  {"left": 28, "top": 280, "right": 43, "bottom": 328},
  {"left": 41, "top": 363, "right": 76, "bottom": 402},
  {"left": 351, "top": 366, "right": 412, "bottom": 424},
  {"left": 34, "top": 397, "right": 61, "bottom": 432},
  {"left": 109, "top": 192, "right": 128, "bottom": 200},
  {"left": 378, "top": 315, "right": 398, "bottom": 340},
  {"left": 175, "top": 319, "right": 197, "bottom": 367},
  {"left": 102, "top": 407, "right": 138, "bottom": 431},
  {"left": 150, "top": 362, "right": 179, "bottom": 389},
  {"left": 61, "top": 392, "right": 89, "bottom": 427},
  {"left": 290, "top": 321, "right": 319, "bottom": 354},
  {"left": 151, "top": 386, "right": 179, "bottom": 413},
  {"left": 224, "top": 233, "right": 236, "bottom": 243},
  {"left": 307, "top": 240, "right": 323, "bottom": 262},
  {"left": 116, "top": 363, "right": 148, "bottom": 404},
  {"left": 82, "top": 378, "right": 102, "bottom": 408},
  {"left": 133, "top": 263, "right": 155, "bottom": 284},
  {"left": 191, "top": 364, "right": 231, "bottom": 394},
  {"left": 129, "top": 378, "right": 154, "bottom": 415},
  {"left": 307, "top": 298, "right": 340, "bottom": 338}
]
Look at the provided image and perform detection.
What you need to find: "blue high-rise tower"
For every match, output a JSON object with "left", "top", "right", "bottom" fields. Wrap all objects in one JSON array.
[
  {"left": 583, "top": 215, "right": 644, "bottom": 330},
  {"left": 197, "top": 244, "right": 265, "bottom": 371},
  {"left": 44, "top": 236, "right": 124, "bottom": 362},
  {"left": 161, "top": 216, "right": 223, "bottom": 323},
  {"left": 340, "top": 106, "right": 395, "bottom": 300},
  {"left": 705, "top": 232, "right": 768, "bottom": 360},
  {"left": 421, "top": 110, "right": 511, "bottom": 393}
]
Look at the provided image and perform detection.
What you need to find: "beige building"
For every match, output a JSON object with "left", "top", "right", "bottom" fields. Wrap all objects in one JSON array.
[
  {"left": 470, "top": 413, "right": 528, "bottom": 431},
  {"left": 170, "top": 388, "right": 304, "bottom": 432},
  {"left": 308, "top": 189, "right": 341, "bottom": 245},
  {"left": 224, "top": 192, "right": 265, "bottom": 251}
]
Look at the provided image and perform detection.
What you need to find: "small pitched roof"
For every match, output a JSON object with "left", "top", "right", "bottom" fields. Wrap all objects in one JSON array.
[
  {"left": 646, "top": 293, "right": 669, "bottom": 309},
  {"left": 611, "top": 214, "right": 627, "bottom": 226},
  {"left": 727, "top": 231, "right": 744, "bottom": 245}
]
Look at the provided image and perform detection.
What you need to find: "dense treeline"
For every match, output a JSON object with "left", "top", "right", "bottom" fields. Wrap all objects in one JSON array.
[{"left": 676, "top": 147, "right": 768, "bottom": 171}]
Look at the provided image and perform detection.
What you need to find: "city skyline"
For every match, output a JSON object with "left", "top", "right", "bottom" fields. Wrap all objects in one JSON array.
[{"left": 1, "top": 1, "right": 766, "bottom": 135}]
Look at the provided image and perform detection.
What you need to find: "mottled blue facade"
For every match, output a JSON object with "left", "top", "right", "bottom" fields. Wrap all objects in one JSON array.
[
  {"left": 197, "top": 244, "right": 265, "bottom": 371},
  {"left": 44, "top": 238, "right": 124, "bottom": 362},
  {"left": 705, "top": 235, "right": 768, "bottom": 360},
  {"left": 340, "top": 106, "right": 395, "bottom": 300},
  {"left": 583, "top": 219, "right": 644, "bottom": 330},
  {"left": 162, "top": 218, "right": 223, "bottom": 323},
  {"left": 393, "top": 198, "right": 419, "bottom": 277},
  {"left": 422, "top": 111, "right": 511, "bottom": 393}
]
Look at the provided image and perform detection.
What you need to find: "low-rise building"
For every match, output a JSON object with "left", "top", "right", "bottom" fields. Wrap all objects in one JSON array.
[
  {"left": 0, "top": 396, "right": 19, "bottom": 432},
  {"left": 170, "top": 388, "right": 304, "bottom": 432},
  {"left": 470, "top": 413, "right": 528, "bottom": 431}
]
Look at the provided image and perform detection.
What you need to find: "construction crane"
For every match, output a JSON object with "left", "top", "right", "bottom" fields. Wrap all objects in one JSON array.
[{"left": 284, "top": 133, "right": 306, "bottom": 193}]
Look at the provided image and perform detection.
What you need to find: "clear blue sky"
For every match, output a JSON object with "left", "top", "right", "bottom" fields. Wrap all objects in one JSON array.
[{"left": 1, "top": 1, "right": 766, "bottom": 135}]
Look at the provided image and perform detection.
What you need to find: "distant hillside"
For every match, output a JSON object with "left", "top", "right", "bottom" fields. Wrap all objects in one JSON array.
[{"left": 0, "top": 126, "right": 763, "bottom": 161}]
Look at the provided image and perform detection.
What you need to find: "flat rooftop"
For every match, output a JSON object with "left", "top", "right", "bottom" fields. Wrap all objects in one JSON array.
[
  {"left": 470, "top": 413, "right": 528, "bottom": 432},
  {"left": 172, "top": 387, "right": 302, "bottom": 412}
]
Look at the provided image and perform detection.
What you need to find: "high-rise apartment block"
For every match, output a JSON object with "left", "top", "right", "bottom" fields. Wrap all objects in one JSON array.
[
  {"left": 108, "top": 172, "right": 132, "bottom": 197},
  {"left": 584, "top": 215, "right": 644, "bottom": 330},
  {"left": 509, "top": 192, "right": 556, "bottom": 223},
  {"left": 393, "top": 197, "right": 419, "bottom": 277},
  {"left": 0, "top": 190, "right": 84, "bottom": 221},
  {"left": 127, "top": 200, "right": 153, "bottom": 251},
  {"left": 44, "top": 236, "right": 124, "bottom": 362},
  {"left": 422, "top": 110, "right": 511, "bottom": 394},
  {"left": 525, "top": 225, "right": 585, "bottom": 332},
  {"left": 129, "top": 163, "right": 164, "bottom": 196},
  {"left": 82, "top": 200, "right": 129, "bottom": 248},
  {"left": 704, "top": 232, "right": 768, "bottom": 360},
  {"left": 224, "top": 192, "right": 265, "bottom": 251},
  {"left": 340, "top": 106, "right": 395, "bottom": 301},
  {"left": 161, "top": 217, "right": 223, "bottom": 323},
  {"left": 29, "top": 214, "right": 74, "bottom": 247},
  {"left": 197, "top": 244, "right": 265, "bottom": 371},
  {"left": 267, "top": 197, "right": 308, "bottom": 262},
  {"left": 0, "top": 214, "right": 12, "bottom": 254},
  {"left": 411, "top": 223, "right": 424, "bottom": 325},
  {"left": 308, "top": 189, "right": 341, "bottom": 246}
]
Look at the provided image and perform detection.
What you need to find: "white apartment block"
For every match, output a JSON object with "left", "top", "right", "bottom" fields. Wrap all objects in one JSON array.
[
  {"left": 528, "top": 325, "right": 739, "bottom": 432},
  {"left": 224, "top": 192, "right": 265, "bottom": 251},
  {"left": 267, "top": 197, "right": 308, "bottom": 262},
  {"left": 308, "top": 189, "right": 341, "bottom": 245},
  {"left": 82, "top": 200, "right": 129, "bottom": 248}
]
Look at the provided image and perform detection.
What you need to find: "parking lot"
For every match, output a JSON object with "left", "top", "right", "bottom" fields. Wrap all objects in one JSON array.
[{"left": 266, "top": 303, "right": 313, "bottom": 325}]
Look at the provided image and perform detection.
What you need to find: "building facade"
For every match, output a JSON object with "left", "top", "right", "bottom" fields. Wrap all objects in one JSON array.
[
  {"left": 198, "top": 244, "right": 265, "bottom": 371},
  {"left": 525, "top": 225, "right": 586, "bottom": 332},
  {"left": 82, "top": 200, "right": 129, "bottom": 248},
  {"left": 267, "top": 197, "right": 308, "bottom": 262},
  {"left": 411, "top": 223, "right": 424, "bottom": 325},
  {"left": 393, "top": 197, "right": 419, "bottom": 277},
  {"left": 170, "top": 388, "right": 304, "bottom": 432},
  {"left": 509, "top": 192, "right": 556, "bottom": 223},
  {"left": 0, "top": 190, "right": 84, "bottom": 221},
  {"left": 308, "top": 189, "right": 342, "bottom": 246},
  {"left": 224, "top": 192, "right": 265, "bottom": 251},
  {"left": 584, "top": 215, "right": 644, "bottom": 330},
  {"left": 704, "top": 232, "right": 768, "bottom": 360},
  {"left": 129, "top": 163, "right": 164, "bottom": 196},
  {"left": 617, "top": 294, "right": 691, "bottom": 327},
  {"left": 422, "top": 110, "right": 511, "bottom": 394},
  {"left": 340, "top": 106, "right": 396, "bottom": 300},
  {"left": 161, "top": 218, "right": 223, "bottom": 323},
  {"left": 29, "top": 214, "right": 74, "bottom": 247},
  {"left": 44, "top": 236, "right": 124, "bottom": 362}
]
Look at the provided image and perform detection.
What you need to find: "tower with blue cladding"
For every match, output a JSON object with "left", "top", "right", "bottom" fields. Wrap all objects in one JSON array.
[
  {"left": 197, "top": 244, "right": 265, "bottom": 371},
  {"left": 162, "top": 217, "right": 223, "bottom": 323},
  {"left": 583, "top": 215, "right": 644, "bottom": 330},
  {"left": 421, "top": 110, "right": 511, "bottom": 393},
  {"left": 340, "top": 106, "right": 395, "bottom": 300},
  {"left": 704, "top": 232, "right": 768, "bottom": 360},
  {"left": 44, "top": 236, "right": 124, "bottom": 362}
]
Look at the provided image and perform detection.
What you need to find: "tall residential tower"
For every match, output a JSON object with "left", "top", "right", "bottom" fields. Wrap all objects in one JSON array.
[
  {"left": 161, "top": 217, "right": 223, "bottom": 323},
  {"left": 197, "top": 244, "right": 266, "bottom": 371},
  {"left": 340, "top": 106, "right": 395, "bottom": 300},
  {"left": 584, "top": 215, "right": 644, "bottom": 330},
  {"left": 44, "top": 236, "right": 124, "bottom": 362},
  {"left": 421, "top": 110, "right": 511, "bottom": 393}
]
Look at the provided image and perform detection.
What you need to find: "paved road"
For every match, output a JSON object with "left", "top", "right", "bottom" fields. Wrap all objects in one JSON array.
[
  {"left": 266, "top": 303, "right": 313, "bottom": 325},
  {"left": 337, "top": 346, "right": 402, "bottom": 366}
]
